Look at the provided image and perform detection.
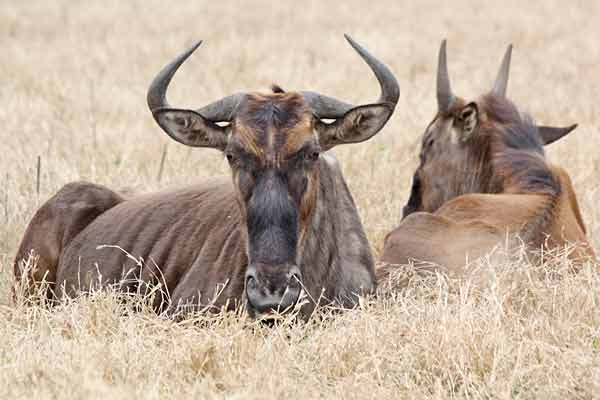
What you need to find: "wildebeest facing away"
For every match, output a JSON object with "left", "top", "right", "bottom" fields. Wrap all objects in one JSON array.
[
  {"left": 379, "top": 41, "right": 595, "bottom": 280},
  {"left": 14, "top": 35, "right": 400, "bottom": 318}
]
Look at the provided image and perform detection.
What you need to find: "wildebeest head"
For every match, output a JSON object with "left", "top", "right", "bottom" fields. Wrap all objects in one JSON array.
[
  {"left": 147, "top": 36, "right": 399, "bottom": 317},
  {"left": 402, "top": 41, "right": 577, "bottom": 218}
]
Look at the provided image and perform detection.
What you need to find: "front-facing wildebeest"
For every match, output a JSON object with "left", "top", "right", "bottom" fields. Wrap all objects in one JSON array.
[
  {"left": 15, "top": 35, "right": 400, "bottom": 318},
  {"left": 379, "top": 41, "right": 595, "bottom": 280}
]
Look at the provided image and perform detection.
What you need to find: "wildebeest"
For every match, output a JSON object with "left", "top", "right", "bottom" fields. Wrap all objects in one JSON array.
[
  {"left": 380, "top": 41, "right": 595, "bottom": 279},
  {"left": 14, "top": 35, "right": 400, "bottom": 318}
]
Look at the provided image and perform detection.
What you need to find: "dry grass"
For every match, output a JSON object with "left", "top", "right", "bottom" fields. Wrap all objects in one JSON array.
[{"left": 1, "top": 0, "right": 600, "bottom": 398}]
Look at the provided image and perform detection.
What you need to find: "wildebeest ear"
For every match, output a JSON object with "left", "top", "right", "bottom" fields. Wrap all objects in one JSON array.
[
  {"left": 153, "top": 108, "right": 230, "bottom": 150},
  {"left": 456, "top": 103, "right": 478, "bottom": 142},
  {"left": 537, "top": 124, "right": 578, "bottom": 146},
  {"left": 315, "top": 103, "right": 394, "bottom": 151}
]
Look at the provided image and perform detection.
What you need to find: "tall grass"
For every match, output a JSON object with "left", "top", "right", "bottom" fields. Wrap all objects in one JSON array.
[{"left": 1, "top": 0, "right": 599, "bottom": 398}]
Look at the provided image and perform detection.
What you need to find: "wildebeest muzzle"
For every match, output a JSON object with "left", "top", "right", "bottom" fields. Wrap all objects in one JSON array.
[{"left": 245, "top": 262, "right": 302, "bottom": 316}]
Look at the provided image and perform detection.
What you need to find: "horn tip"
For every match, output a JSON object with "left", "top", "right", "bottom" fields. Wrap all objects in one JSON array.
[
  {"left": 506, "top": 43, "right": 513, "bottom": 57},
  {"left": 189, "top": 40, "right": 203, "bottom": 53},
  {"left": 344, "top": 34, "right": 369, "bottom": 59},
  {"left": 504, "top": 44, "right": 513, "bottom": 64},
  {"left": 343, "top": 33, "right": 360, "bottom": 49},
  {"left": 439, "top": 39, "right": 448, "bottom": 57}
]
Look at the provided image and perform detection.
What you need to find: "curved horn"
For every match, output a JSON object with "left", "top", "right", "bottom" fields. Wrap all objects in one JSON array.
[
  {"left": 344, "top": 34, "right": 400, "bottom": 105},
  {"left": 301, "top": 34, "right": 400, "bottom": 119},
  {"left": 492, "top": 44, "right": 513, "bottom": 97},
  {"left": 147, "top": 40, "right": 244, "bottom": 122},
  {"left": 437, "top": 40, "right": 454, "bottom": 113},
  {"left": 147, "top": 40, "right": 203, "bottom": 112}
]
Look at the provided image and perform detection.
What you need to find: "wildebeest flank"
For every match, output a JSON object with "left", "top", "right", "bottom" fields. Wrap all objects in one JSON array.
[
  {"left": 380, "top": 41, "right": 595, "bottom": 281},
  {"left": 15, "top": 35, "right": 400, "bottom": 318}
]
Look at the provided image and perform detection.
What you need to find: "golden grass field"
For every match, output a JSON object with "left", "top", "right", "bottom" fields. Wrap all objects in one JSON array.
[{"left": 1, "top": 0, "right": 600, "bottom": 398}]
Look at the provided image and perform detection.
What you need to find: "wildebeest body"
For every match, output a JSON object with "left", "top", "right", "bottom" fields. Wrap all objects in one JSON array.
[
  {"left": 380, "top": 42, "right": 595, "bottom": 280},
  {"left": 53, "top": 157, "right": 375, "bottom": 314},
  {"left": 15, "top": 35, "right": 400, "bottom": 317}
]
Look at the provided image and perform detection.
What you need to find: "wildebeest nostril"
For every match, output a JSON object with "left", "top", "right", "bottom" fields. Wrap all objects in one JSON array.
[{"left": 246, "top": 275, "right": 257, "bottom": 290}]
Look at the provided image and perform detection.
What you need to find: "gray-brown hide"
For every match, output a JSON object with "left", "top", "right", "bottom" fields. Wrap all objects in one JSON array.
[
  {"left": 14, "top": 35, "right": 400, "bottom": 318},
  {"left": 380, "top": 42, "right": 595, "bottom": 282}
]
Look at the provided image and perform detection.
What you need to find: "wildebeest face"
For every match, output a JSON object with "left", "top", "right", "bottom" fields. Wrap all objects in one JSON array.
[
  {"left": 226, "top": 93, "right": 320, "bottom": 316},
  {"left": 226, "top": 92, "right": 321, "bottom": 225},
  {"left": 403, "top": 98, "right": 485, "bottom": 217},
  {"left": 147, "top": 37, "right": 399, "bottom": 317}
]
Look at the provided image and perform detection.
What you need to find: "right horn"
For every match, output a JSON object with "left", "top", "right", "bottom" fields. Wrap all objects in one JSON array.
[
  {"left": 437, "top": 39, "right": 455, "bottom": 114},
  {"left": 491, "top": 44, "right": 513, "bottom": 97},
  {"left": 300, "top": 34, "right": 400, "bottom": 119}
]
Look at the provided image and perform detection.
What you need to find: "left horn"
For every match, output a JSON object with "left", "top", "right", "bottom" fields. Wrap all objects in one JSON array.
[
  {"left": 147, "top": 40, "right": 203, "bottom": 112},
  {"left": 491, "top": 44, "right": 513, "bottom": 97},
  {"left": 147, "top": 40, "right": 244, "bottom": 123}
]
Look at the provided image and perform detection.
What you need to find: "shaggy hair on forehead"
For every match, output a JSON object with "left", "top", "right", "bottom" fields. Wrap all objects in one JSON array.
[{"left": 236, "top": 91, "right": 309, "bottom": 152}]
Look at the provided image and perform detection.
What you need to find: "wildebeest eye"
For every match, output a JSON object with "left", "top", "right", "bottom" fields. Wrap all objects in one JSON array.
[
  {"left": 309, "top": 151, "right": 320, "bottom": 161},
  {"left": 225, "top": 153, "right": 234, "bottom": 163},
  {"left": 459, "top": 108, "right": 474, "bottom": 121}
]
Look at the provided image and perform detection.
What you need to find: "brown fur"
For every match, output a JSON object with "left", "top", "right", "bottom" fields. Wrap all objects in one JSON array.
[
  {"left": 15, "top": 93, "right": 376, "bottom": 317},
  {"left": 381, "top": 94, "right": 595, "bottom": 280},
  {"left": 235, "top": 92, "right": 314, "bottom": 160},
  {"left": 13, "top": 182, "right": 125, "bottom": 299}
]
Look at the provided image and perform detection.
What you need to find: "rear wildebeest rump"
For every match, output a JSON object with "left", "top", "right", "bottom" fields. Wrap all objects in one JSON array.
[
  {"left": 380, "top": 41, "right": 595, "bottom": 280},
  {"left": 15, "top": 35, "right": 400, "bottom": 318}
]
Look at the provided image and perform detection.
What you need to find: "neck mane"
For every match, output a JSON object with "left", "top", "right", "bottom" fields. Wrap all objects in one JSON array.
[
  {"left": 481, "top": 94, "right": 560, "bottom": 198},
  {"left": 297, "top": 154, "right": 375, "bottom": 310},
  {"left": 467, "top": 95, "right": 564, "bottom": 244}
]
